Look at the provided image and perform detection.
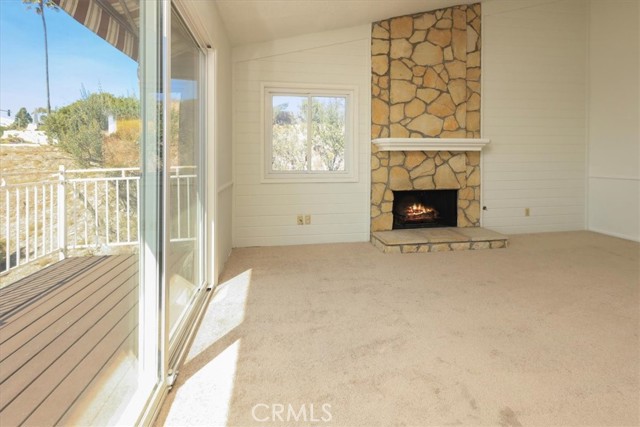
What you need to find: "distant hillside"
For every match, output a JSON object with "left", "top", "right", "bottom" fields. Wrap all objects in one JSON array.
[{"left": 0, "top": 144, "right": 82, "bottom": 185}]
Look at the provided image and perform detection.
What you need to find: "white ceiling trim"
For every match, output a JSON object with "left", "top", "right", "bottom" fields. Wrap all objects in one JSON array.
[
  {"left": 214, "top": 0, "right": 479, "bottom": 47},
  {"left": 232, "top": 24, "right": 370, "bottom": 63}
]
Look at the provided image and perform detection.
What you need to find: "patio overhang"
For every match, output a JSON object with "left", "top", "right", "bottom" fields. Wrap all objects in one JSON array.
[{"left": 53, "top": 0, "right": 139, "bottom": 62}]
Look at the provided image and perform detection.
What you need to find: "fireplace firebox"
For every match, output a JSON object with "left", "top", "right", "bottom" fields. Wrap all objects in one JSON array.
[{"left": 392, "top": 190, "right": 457, "bottom": 229}]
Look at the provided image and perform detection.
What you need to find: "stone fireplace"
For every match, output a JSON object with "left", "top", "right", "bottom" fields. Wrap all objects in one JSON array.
[
  {"left": 371, "top": 3, "right": 482, "bottom": 230},
  {"left": 371, "top": 148, "right": 480, "bottom": 231},
  {"left": 369, "top": 3, "right": 507, "bottom": 252}
]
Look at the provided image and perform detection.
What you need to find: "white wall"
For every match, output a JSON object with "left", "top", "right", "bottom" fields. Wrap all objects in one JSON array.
[
  {"left": 180, "top": 1, "right": 233, "bottom": 283},
  {"left": 587, "top": 0, "right": 640, "bottom": 242},
  {"left": 232, "top": 26, "right": 371, "bottom": 247},
  {"left": 482, "top": 0, "right": 588, "bottom": 234}
]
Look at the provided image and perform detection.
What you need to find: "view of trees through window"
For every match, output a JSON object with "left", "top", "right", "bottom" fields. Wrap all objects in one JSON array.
[{"left": 271, "top": 94, "right": 346, "bottom": 172}]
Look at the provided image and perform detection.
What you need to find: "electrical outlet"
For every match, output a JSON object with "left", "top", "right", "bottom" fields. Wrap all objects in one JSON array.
[
  {"left": 297, "top": 215, "right": 304, "bottom": 225},
  {"left": 305, "top": 215, "right": 311, "bottom": 225},
  {"left": 525, "top": 208, "right": 530, "bottom": 217}
]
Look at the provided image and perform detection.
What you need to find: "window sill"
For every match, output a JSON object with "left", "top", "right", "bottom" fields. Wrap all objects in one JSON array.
[{"left": 261, "top": 173, "right": 359, "bottom": 184}]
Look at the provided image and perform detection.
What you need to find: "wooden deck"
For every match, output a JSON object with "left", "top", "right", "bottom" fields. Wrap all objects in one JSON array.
[{"left": 0, "top": 256, "right": 139, "bottom": 426}]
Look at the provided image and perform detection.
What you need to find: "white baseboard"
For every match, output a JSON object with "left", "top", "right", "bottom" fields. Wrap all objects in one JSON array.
[{"left": 588, "top": 227, "right": 640, "bottom": 243}]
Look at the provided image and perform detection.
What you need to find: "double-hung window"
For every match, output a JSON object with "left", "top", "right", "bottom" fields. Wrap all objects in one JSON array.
[{"left": 263, "top": 84, "right": 357, "bottom": 182}]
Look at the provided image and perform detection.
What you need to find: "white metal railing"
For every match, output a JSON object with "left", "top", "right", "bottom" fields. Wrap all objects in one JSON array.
[
  {"left": 169, "top": 166, "right": 197, "bottom": 243},
  {"left": 1, "top": 179, "right": 60, "bottom": 271},
  {"left": 1, "top": 166, "right": 197, "bottom": 274},
  {"left": 66, "top": 169, "right": 141, "bottom": 251}
]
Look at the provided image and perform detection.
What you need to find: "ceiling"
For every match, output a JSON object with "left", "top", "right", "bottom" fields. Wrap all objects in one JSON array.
[{"left": 214, "top": 0, "right": 479, "bottom": 46}]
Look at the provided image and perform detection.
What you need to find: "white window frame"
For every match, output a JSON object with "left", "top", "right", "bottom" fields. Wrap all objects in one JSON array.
[{"left": 261, "top": 82, "right": 358, "bottom": 183}]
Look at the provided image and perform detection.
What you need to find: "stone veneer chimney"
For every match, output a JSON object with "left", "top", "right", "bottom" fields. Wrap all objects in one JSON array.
[{"left": 370, "top": 3, "right": 482, "bottom": 232}]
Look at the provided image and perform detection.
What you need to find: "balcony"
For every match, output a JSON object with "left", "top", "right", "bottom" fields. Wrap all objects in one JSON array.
[
  {"left": 0, "top": 166, "right": 196, "bottom": 424},
  {"left": 1, "top": 166, "right": 196, "bottom": 276}
]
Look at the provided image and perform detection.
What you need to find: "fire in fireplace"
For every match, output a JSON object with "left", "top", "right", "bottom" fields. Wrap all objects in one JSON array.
[{"left": 392, "top": 190, "right": 457, "bottom": 229}]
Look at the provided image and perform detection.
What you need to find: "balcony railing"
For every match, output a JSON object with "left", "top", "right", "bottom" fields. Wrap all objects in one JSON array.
[{"left": 1, "top": 166, "right": 196, "bottom": 275}]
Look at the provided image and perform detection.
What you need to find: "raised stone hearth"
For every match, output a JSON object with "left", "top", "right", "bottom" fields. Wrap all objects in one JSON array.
[{"left": 371, "top": 227, "right": 507, "bottom": 253}]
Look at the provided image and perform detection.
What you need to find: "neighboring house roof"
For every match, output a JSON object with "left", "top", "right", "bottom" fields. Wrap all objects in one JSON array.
[
  {"left": 1, "top": 129, "right": 50, "bottom": 144},
  {"left": 0, "top": 116, "right": 14, "bottom": 127}
]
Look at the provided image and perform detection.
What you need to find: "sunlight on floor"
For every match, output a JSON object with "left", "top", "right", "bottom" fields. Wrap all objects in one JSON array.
[
  {"left": 164, "top": 339, "right": 241, "bottom": 426},
  {"left": 185, "top": 269, "right": 251, "bottom": 363},
  {"left": 161, "top": 269, "right": 252, "bottom": 426}
]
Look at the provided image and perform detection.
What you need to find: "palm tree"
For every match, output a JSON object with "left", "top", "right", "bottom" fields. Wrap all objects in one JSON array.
[{"left": 23, "top": 0, "right": 58, "bottom": 114}]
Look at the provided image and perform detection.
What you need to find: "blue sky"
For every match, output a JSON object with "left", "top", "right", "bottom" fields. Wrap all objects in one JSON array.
[{"left": 0, "top": 0, "right": 139, "bottom": 118}]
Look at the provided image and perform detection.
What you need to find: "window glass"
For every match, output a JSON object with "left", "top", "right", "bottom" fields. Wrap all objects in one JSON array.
[
  {"left": 271, "top": 95, "right": 307, "bottom": 171},
  {"left": 0, "top": 0, "right": 163, "bottom": 425},
  {"left": 167, "top": 7, "right": 204, "bottom": 343},
  {"left": 310, "top": 96, "right": 346, "bottom": 172},
  {"left": 265, "top": 87, "right": 354, "bottom": 181}
]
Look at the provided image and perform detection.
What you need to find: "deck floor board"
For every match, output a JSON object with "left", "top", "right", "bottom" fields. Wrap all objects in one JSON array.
[
  {"left": 0, "top": 256, "right": 135, "bottom": 366},
  {"left": 0, "top": 257, "right": 104, "bottom": 325},
  {"left": 0, "top": 256, "right": 138, "bottom": 426}
]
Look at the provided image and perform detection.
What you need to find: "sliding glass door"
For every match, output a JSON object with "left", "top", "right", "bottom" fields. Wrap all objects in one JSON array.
[
  {"left": 166, "top": 6, "right": 206, "bottom": 347},
  {"left": 51, "top": 1, "right": 168, "bottom": 424},
  {"left": 121, "top": 3, "right": 208, "bottom": 422},
  {"left": 56, "top": 1, "right": 208, "bottom": 424},
  {"left": 0, "top": 1, "right": 209, "bottom": 425}
]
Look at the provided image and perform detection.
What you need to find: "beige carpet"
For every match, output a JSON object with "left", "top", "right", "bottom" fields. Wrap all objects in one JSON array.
[{"left": 157, "top": 231, "right": 640, "bottom": 427}]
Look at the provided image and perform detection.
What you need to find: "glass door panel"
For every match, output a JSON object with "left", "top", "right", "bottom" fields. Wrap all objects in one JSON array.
[
  {"left": 0, "top": 1, "right": 166, "bottom": 425},
  {"left": 167, "top": 8, "right": 204, "bottom": 342}
]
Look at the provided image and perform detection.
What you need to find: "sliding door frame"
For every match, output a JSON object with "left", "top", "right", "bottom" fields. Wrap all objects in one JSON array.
[
  {"left": 165, "top": 0, "right": 209, "bottom": 371},
  {"left": 109, "top": 1, "right": 216, "bottom": 423},
  {"left": 116, "top": 0, "right": 167, "bottom": 425}
]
